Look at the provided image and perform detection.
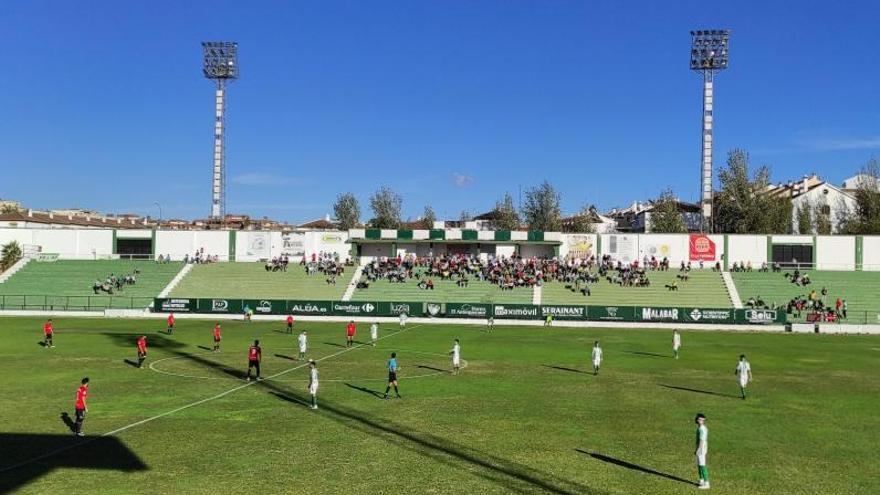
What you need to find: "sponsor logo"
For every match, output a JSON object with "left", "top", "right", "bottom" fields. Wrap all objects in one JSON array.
[
  {"left": 605, "top": 307, "right": 618, "bottom": 317},
  {"left": 494, "top": 305, "right": 539, "bottom": 318},
  {"left": 688, "top": 308, "right": 732, "bottom": 322},
  {"left": 690, "top": 309, "right": 702, "bottom": 321},
  {"left": 160, "top": 299, "right": 191, "bottom": 312},
  {"left": 641, "top": 307, "right": 679, "bottom": 321},
  {"left": 389, "top": 303, "right": 411, "bottom": 315},
  {"left": 426, "top": 303, "right": 441, "bottom": 316},
  {"left": 290, "top": 303, "right": 329, "bottom": 314},
  {"left": 689, "top": 234, "right": 716, "bottom": 261},
  {"left": 211, "top": 300, "right": 229, "bottom": 312},
  {"left": 256, "top": 300, "right": 273, "bottom": 313},
  {"left": 745, "top": 309, "right": 777, "bottom": 324},
  {"left": 541, "top": 306, "right": 585, "bottom": 318},
  {"left": 448, "top": 304, "right": 488, "bottom": 318},
  {"left": 332, "top": 303, "right": 376, "bottom": 314}
]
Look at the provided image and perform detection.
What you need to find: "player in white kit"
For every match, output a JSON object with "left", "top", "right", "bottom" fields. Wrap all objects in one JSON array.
[
  {"left": 694, "top": 413, "right": 710, "bottom": 489},
  {"left": 298, "top": 330, "right": 308, "bottom": 361},
  {"left": 735, "top": 354, "right": 752, "bottom": 399},
  {"left": 308, "top": 360, "right": 319, "bottom": 410},
  {"left": 450, "top": 339, "right": 461, "bottom": 375},
  {"left": 673, "top": 329, "right": 681, "bottom": 359},
  {"left": 591, "top": 341, "right": 603, "bottom": 375},
  {"left": 370, "top": 322, "right": 379, "bottom": 346},
  {"left": 399, "top": 312, "right": 408, "bottom": 328}
]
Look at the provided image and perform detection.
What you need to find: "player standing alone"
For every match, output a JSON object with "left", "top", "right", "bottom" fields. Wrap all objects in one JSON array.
[
  {"left": 694, "top": 413, "right": 710, "bottom": 489},
  {"left": 298, "top": 330, "right": 308, "bottom": 360},
  {"left": 487, "top": 316, "right": 494, "bottom": 332},
  {"left": 673, "top": 329, "right": 682, "bottom": 359},
  {"left": 166, "top": 312, "right": 174, "bottom": 334},
  {"left": 399, "top": 312, "right": 407, "bottom": 328},
  {"left": 307, "top": 359, "right": 319, "bottom": 410},
  {"left": 286, "top": 314, "right": 294, "bottom": 334},
  {"left": 246, "top": 340, "right": 262, "bottom": 381},
  {"left": 370, "top": 322, "right": 378, "bottom": 346},
  {"left": 591, "top": 341, "right": 603, "bottom": 375},
  {"left": 136, "top": 335, "right": 148, "bottom": 368},
  {"left": 450, "top": 339, "right": 461, "bottom": 375},
  {"left": 735, "top": 354, "right": 752, "bottom": 399},
  {"left": 383, "top": 352, "right": 402, "bottom": 399},
  {"left": 73, "top": 377, "right": 89, "bottom": 436},
  {"left": 345, "top": 320, "right": 356, "bottom": 348},
  {"left": 43, "top": 319, "right": 55, "bottom": 348},
  {"left": 212, "top": 323, "right": 222, "bottom": 352}
]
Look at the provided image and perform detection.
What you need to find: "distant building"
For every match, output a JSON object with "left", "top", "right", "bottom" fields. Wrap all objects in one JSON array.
[
  {"left": 766, "top": 174, "right": 857, "bottom": 234},
  {"left": 605, "top": 199, "right": 701, "bottom": 233},
  {"left": 560, "top": 207, "right": 617, "bottom": 233},
  {"left": 297, "top": 215, "right": 340, "bottom": 231},
  {"left": 842, "top": 173, "right": 880, "bottom": 192}
]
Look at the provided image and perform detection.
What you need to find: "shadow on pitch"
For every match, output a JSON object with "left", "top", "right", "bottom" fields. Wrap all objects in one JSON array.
[
  {"left": 60, "top": 412, "right": 76, "bottom": 433},
  {"left": 263, "top": 379, "right": 602, "bottom": 495},
  {"left": 344, "top": 383, "right": 384, "bottom": 399},
  {"left": 196, "top": 345, "right": 212, "bottom": 352},
  {"left": 416, "top": 365, "right": 450, "bottom": 373},
  {"left": 622, "top": 350, "right": 670, "bottom": 359},
  {"left": 322, "top": 342, "right": 347, "bottom": 348},
  {"left": 659, "top": 384, "right": 739, "bottom": 399},
  {"left": 0, "top": 433, "right": 148, "bottom": 493},
  {"left": 542, "top": 365, "right": 589, "bottom": 375},
  {"left": 37, "top": 341, "right": 48, "bottom": 348},
  {"left": 123, "top": 359, "right": 140, "bottom": 368},
  {"left": 575, "top": 450, "right": 696, "bottom": 486},
  {"left": 274, "top": 354, "right": 296, "bottom": 361}
]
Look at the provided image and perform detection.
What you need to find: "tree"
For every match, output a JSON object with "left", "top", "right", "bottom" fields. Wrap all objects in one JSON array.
[
  {"left": 368, "top": 186, "right": 402, "bottom": 229},
  {"left": 714, "top": 149, "right": 792, "bottom": 234},
  {"left": 0, "top": 241, "right": 22, "bottom": 271},
  {"left": 564, "top": 205, "right": 597, "bottom": 233},
  {"left": 333, "top": 193, "right": 360, "bottom": 230},
  {"left": 1, "top": 204, "right": 20, "bottom": 214},
  {"left": 419, "top": 205, "right": 437, "bottom": 230},
  {"left": 839, "top": 158, "right": 880, "bottom": 234},
  {"left": 796, "top": 204, "right": 812, "bottom": 235},
  {"left": 521, "top": 181, "right": 562, "bottom": 231},
  {"left": 812, "top": 199, "right": 832, "bottom": 235},
  {"left": 493, "top": 192, "right": 521, "bottom": 231},
  {"left": 649, "top": 189, "right": 687, "bottom": 233}
]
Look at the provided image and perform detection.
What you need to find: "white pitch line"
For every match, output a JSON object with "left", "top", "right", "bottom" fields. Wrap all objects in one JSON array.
[{"left": 0, "top": 324, "right": 422, "bottom": 474}]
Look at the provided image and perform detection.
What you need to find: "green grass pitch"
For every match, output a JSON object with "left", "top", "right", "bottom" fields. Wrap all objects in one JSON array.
[{"left": 1, "top": 317, "right": 878, "bottom": 494}]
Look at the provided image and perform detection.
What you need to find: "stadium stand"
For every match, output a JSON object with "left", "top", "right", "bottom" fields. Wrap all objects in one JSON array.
[
  {"left": 732, "top": 270, "right": 880, "bottom": 322},
  {"left": 541, "top": 270, "right": 732, "bottom": 307},
  {"left": 169, "top": 262, "right": 347, "bottom": 300},
  {"left": 349, "top": 269, "right": 534, "bottom": 304},
  {"left": 0, "top": 260, "right": 182, "bottom": 309}
]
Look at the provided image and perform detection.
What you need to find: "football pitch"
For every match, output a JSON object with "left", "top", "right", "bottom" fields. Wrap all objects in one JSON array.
[{"left": 0, "top": 317, "right": 877, "bottom": 494}]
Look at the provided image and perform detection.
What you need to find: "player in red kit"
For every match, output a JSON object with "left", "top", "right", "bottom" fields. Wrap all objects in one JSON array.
[
  {"left": 346, "top": 320, "right": 356, "bottom": 348},
  {"left": 212, "top": 323, "right": 222, "bottom": 352},
  {"left": 286, "top": 314, "right": 294, "bottom": 334},
  {"left": 43, "top": 319, "right": 55, "bottom": 348},
  {"left": 136, "top": 335, "right": 148, "bottom": 368},
  {"left": 74, "top": 377, "right": 89, "bottom": 436},
  {"left": 246, "top": 340, "right": 262, "bottom": 381},
  {"left": 166, "top": 313, "right": 175, "bottom": 334}
]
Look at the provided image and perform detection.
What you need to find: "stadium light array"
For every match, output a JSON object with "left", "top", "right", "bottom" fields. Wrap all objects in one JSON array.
[{"left": 202, "top": 41, "right": 238, "bottom": 220}]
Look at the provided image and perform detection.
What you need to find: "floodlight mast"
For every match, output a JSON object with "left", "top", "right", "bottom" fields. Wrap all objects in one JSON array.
[
  {"left": 690, "top": 29, "right": 730, "bottom": 233},
  {"left": 202, "top": 41, "right": 238, "bottom": 221}
]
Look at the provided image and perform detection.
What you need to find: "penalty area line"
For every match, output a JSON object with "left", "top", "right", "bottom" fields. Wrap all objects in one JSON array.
[{"left": 0, "top": 324, "right": 422, "bottom": 474}]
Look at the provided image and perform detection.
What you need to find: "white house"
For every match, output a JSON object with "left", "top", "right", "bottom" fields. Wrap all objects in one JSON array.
[
  {"left": 842, "top": 173, "right": 880, "bottom": 192},
  {"left": 766, "top": 174, "right": 857, "bottom": 234}
]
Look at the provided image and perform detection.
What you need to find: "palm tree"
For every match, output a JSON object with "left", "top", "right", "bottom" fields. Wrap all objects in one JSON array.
[{"left": 0, "top": 241, "right": 23, "bottom": 271}]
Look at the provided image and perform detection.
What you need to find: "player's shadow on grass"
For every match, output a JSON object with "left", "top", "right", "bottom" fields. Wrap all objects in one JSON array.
[
  {"left": 196, "top": 345, "right": 212, "bottom": 351},
  {"left": 344, "top": 383, "right": 385, "bottom": 398},
  {"left": 542, "top": 365, "right": 589, "bottom": 374},
  {"left": 0, "top": 433, "right": 148, "bottom": 494},
  {"left": 574, "top": 449, "right": 697, "bottom": 486},
  {"left": 416, "top": 365, "right": 450, "bottom": 373},
  {"left": 123, "top": 359, "right": 140, "bottom": 368},
  {"left": 622, "top": 350, "right": 670, "bottom": 359},
  {"left": 274, "top": 354, "right": 296, "bottom": 361},
  {"left": 264, "top": 380, "right": 601, "bottom": 495},
  {"left": 60, "top": 412, "right": 76, "bottom": 433},
  {"left": 37, "top": 341, "right": 48, "bottom": 347},
  {"left": 322, "top": 342, "right": 347, "bottom": 348},
  {"left": 659, "top": 384, "right": 739, "bottom": 399}
]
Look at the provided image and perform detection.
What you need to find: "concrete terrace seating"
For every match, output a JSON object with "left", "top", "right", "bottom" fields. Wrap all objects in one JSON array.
[
  {"left": 541, "top": 270, "right": 732, "bottom": 307},
  {"left": 169, "top": 262, "right": 347, "bottom": 300},
  {"left": 350, "top": 269, "right": 534, "bottom": 304},
  {"left": 731, "top": 271, "right": 880, "bottom": 321},
  {"left": 0, "top": 260, "right": 182, "bottom": 308}
]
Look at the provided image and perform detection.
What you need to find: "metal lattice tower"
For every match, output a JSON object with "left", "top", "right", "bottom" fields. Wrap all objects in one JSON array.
[
  {"left": 202, "top": 41, "right": 238, "bottom": 220},
  {"left": 690, "top": 29, "right": 730, "bottom": 233}
]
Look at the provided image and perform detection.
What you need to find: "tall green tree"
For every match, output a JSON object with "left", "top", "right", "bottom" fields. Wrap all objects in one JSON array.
[
  {"left": 564, "top": 205, "right": 597, "bottom": 233},
  {"left": 368, "top": 186, "right": 402, "bottom": 229},
  {"left": 812, "top": 199, "right": 833, "bottom": 235},
  {"left": 649, "top": 189, "right": 687, "bottom": 233},
  {"left": 493, "top": 192, "right": 521, "bottom": 231},
  {"left": 332, "top": 192, "right": 361, "bottom": 230},
  {"left": 419, "top": 205, "right": 437, "bottom": 230},
  {"left": 839, "top": 158, "right": 880, "bottom": 234},
  {"left": 714, "top": 149, "right": 792, "bottom": 234},
  {"left": 1, "top": 204, "right": 20, "bottom": 214},
  {"left": 0, "top": 241, "right": 22, "bottom": 271},
  {"left": 796, "top": 204, "right": 812, "bottom": 235},
  {"left": 521, "top": 181, "right": 562, "bottom": 231}
]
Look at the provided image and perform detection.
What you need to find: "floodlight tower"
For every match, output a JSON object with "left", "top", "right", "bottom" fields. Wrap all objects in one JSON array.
[
  {"left": 202, "top": 41, "right": 238, "bottom": 220},
  {"left": 690, "top": 29, "right": 730, "bottom": 233}
]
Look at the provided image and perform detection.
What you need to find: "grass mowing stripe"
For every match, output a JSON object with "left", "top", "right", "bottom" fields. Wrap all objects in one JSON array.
[{"left": 0, "top": 323, "right": 422, "bottom": 474}]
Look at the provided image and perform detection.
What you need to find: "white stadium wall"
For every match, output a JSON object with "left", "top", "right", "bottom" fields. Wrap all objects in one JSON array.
[
  {"left": 726, "top": 235, "right": 767, "bottom": 266},
  {"left": 155, "top": 231, "right": 197, "bottom": 260},
  {"left": 862, "top": 237, "right": 880, "bottom": 271},
  {"left": 816, "top": 236, "right": 855, "bottom": 271}
]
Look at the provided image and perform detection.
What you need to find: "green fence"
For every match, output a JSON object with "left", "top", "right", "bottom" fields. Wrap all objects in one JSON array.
[
  {"left": 152, "top": 298, "right": 787, "bottom": 325},
  {"left": 0, "top": 295, "right": 154, "bottom": 311}
]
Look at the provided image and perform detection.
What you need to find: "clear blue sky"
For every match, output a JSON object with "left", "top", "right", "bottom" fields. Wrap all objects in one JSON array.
[{"left": 1, "top": 1, "right": 878, "bottom": 223}]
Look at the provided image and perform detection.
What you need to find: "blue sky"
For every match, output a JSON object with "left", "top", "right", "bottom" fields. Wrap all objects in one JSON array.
[{"left": 1, "top": 1, "right": 878, "bottom": 223}]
